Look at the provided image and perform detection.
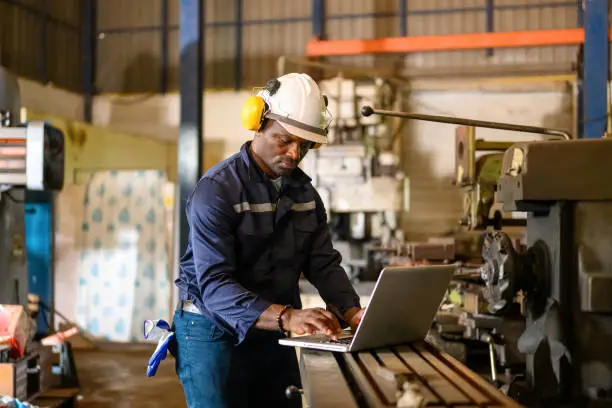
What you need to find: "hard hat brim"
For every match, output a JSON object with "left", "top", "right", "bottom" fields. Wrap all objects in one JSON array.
[{"left": 276, "top": 121, "right": 328, "bottom": 145}]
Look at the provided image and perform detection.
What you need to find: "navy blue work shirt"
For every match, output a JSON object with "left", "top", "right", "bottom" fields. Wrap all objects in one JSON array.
[{"left": 175, "top": 141, "right": 361, "bottom": 344}]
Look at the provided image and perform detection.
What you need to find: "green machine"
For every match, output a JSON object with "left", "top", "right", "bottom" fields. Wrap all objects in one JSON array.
[{"left": 453, "top": 125, "right": 523, "bottom": 231}]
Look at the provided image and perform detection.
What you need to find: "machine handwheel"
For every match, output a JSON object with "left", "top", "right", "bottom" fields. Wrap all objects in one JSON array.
[{"left": 480, "top": 232, "right": 520, "bottom": 315}]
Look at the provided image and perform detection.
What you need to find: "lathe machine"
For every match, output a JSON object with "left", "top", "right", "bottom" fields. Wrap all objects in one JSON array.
[
  {"left": 0, "top": 66, "right": 72, "bottom": 404},
  {"left": 290, "top": 107, "right": 612, "bottom": 407},
  {"left": 0, "top": 66, "right": 65, "bottom": 307}
]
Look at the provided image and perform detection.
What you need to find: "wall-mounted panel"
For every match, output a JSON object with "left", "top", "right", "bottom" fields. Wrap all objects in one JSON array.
[
  {"left": 167, "top": 0, "right": 180, "bottom": 27},
  {"left": 96, "top": 0, "right": 584, "bottom": 92},
  {"left": 0, "top": 3, "right": 44, "bottom": 82},
  {"left": 48, "top": 0, "right": 81, "bottom": 27},
  {"left": 46, "top": 23, "right": 82, "bottom": 91},
  {"left": 205, "top": 26, "right": 237, "bottom": 89},
  {"left": 243, "top": 0, "right": 310, "bottom": 20},
  {"left": 96, "top": 32, "right": 162, "bottom": 93},
  {"left": 242, "top": 21, "right": 310, "bottom": 87},
  {"left": 166, "top": 29, "right": 180, "bottom": 91},
  {"left": 97, "top": 0, "right": 162, "bottom": 30},
  {"left": 207, "top": 0, "right": 236, "bottom": 23},
  {"left": 0, "top": 0, "right": 82, "bottom": 92}
]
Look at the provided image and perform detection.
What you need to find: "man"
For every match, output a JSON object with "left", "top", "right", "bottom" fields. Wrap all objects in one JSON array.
[{"left": 172, "top": 73, "right": 365, "bottom": 408}]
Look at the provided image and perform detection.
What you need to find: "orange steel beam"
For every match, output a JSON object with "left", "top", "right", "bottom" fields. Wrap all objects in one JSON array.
[{"left": 306, "top": 28, "right": 612, "bottom": 56}]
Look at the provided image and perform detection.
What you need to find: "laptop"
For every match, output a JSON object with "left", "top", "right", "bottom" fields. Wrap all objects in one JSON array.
[{"left": 279, "top": 264, "right": 457, "bottom": 352}]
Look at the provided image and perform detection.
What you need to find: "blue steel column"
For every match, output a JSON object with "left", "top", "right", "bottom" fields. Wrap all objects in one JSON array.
[
  {"left": 582, "top": 0, "right": 609, "bottom": 139},
  {"left": 81, "top": 0, "right": 96, "bottom": 123},
  {"left": 312, "top": 0, "right": 325, "bottom": 39},
  {"left": 178, "top": 0, "right": 204, "bottom": 256},
  {"left": 399, "top": 0, "right": 407, "bottom": 36}
]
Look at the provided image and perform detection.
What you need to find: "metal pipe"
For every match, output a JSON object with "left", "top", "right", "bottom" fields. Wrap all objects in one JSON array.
[
  {"left": 488, "top": 339, "right": 498, "bottom": 382},
  {"left": 361, "top": 106, "right": 572, "bottom": 140}
]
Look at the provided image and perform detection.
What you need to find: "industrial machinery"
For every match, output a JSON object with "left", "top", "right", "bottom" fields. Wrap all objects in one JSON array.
[
  {"left": 300, "top": 76, "right": 408, "bottom": 282},
  {"left": 453, "top": 125, "right": 527, "bottom": 232},
  {"left": 0, "top": 68, "right": 65, "bottom": 307},
  {"left": 358, "top": 106, "right": 612, "bottom": 407},
  {"left": 478, "top": 138, "right": 612, "bottom": 406},
  {"left": 0, "top": 66, "right": 75, "bottom": 404}
]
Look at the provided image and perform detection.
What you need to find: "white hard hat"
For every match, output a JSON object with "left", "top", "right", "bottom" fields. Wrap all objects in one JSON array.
[{"left": 257, "top": 73, "right": 331, "bottom": 144}]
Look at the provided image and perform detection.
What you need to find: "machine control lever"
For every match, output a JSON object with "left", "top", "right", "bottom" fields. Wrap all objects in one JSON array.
[{"left": 361, "top": 105, "right": 571, "bottom": 140}]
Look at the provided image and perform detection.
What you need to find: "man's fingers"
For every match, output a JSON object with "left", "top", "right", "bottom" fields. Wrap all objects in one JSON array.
[
  {"left": 303, "top": 323, "right": 319, "bottom": 335},
  {"left": 321, "top": 312, "right": 342, "bottom": 333},
  {"left": 305, "top": 313, "right": 340, "bottom": 336},
  {"left": 315, "top": 308, "right": 336, "bottom": 321},
  {"left": 312, "top": 309, "right": 341, "bottom": 331}
]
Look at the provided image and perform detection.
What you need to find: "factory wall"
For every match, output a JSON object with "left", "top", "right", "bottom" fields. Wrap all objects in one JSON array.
[
  {"left": 400, "top": 80, "right": 574, "bottom": 239},
  {"left": 0, "top": 0, "right": 83, "bottom": 92},
  {"left": 17, "top": 78, "right": 84, "bottom": 122},
  {"left": 92, "top": 77, "right": 575, "bottom": 242},
  {"left": 95, "top": 0, "right": 581, "bottom": 93},
  {"left": 13, "top": 66, "right": 574, "bottom": 335}
]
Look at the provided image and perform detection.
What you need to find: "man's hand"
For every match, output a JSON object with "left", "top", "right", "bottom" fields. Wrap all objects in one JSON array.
[
  {"left": 281, "top": 308, "right": 342, "bottom": 340},
  {"left": 343, "top": 307, "right": 365, "bottom": 331}
]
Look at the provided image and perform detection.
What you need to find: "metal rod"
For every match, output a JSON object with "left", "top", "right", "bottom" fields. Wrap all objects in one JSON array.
[
  {"left": 361, "top": 106, "right": 572, "bottom": 140},
  {"left": 488, "top": 341, "right": 498, "bottom": 382}
]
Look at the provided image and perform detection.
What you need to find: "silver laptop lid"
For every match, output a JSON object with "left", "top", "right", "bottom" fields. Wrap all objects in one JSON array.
[{"left": 349, "top": 264, "right": 457, "bottom": 351}]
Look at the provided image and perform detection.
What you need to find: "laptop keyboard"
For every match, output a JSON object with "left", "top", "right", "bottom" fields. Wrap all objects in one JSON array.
[{"left": 324, "top": 337, "right": 353, "bottom": 345}]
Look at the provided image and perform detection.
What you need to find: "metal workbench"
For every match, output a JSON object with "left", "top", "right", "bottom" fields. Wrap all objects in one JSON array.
[{"left": 298, "top": 342, "right": 522, "bottom": 408}]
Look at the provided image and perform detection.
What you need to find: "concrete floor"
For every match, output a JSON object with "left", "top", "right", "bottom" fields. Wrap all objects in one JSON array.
[{"left": 74, "top": 344, "right": 185, "bottom": 408}]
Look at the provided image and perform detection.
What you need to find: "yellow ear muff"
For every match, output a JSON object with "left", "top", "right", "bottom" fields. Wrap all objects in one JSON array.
[{"left": 241, "top": 96, "right": 267, "bottom": 131}]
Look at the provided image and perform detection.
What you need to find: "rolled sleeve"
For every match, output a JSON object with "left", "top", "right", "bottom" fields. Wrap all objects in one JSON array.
[
  {"left": 302, "top": 193, "right": 361, "bottom": 316},
  {"left": 188, "top": 178, "right": 272, "bottom": 343}
]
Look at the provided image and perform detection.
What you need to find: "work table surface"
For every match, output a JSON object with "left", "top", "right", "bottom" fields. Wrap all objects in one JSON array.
[{"left": 298, "top": 342, "right": 522, "bottom": 408}]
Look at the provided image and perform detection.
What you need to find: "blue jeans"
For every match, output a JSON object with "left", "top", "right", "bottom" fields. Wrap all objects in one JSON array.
[{"left": 170, "top": 309, "right": 302, "bottom": 408}]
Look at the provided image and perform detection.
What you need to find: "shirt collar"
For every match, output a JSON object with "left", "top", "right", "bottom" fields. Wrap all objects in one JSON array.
[{"left": 240, "top": 141, "right": 311, "bottom": 187}]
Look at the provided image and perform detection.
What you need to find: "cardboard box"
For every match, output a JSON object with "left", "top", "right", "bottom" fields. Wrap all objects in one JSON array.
[{"left": 0, "top": 305, "right": 31, "bottom": 358}]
